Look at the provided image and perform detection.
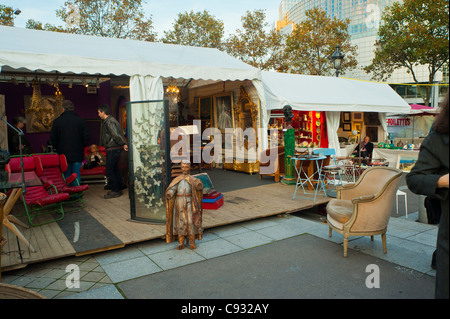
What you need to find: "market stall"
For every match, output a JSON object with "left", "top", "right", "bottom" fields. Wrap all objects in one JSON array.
[
  {"left": 260, "top": 71, "right": 411, "bottom": 156},
  {"left": 0, "top": 25, "right": 265, "bottom": 224}
]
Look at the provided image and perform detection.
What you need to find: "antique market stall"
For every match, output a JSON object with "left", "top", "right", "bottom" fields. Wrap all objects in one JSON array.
[
  {"left": 1, "top": 26, "right": 295, "bottom": 272},
  {"left": 259, "top": 71, "right": 411, "bottom": 156}
]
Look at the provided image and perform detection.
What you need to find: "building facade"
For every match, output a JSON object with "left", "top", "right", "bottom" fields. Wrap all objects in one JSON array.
[{"left": 277, "top": 0, "right": 446, "bottom": 106}]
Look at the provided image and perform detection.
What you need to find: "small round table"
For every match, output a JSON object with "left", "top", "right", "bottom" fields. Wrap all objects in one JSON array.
[{"left": 291, "top": 155, "right": 327, "bottom": 203}]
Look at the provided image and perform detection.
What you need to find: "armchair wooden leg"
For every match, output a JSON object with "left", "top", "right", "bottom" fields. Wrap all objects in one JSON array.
[
  {"left": 343, "top": 238, "right": 348, "bottom": 258},
  {"left": 329, "top": 226, "right": 332, "bottom": 237},
  {"left": 381, "top": 233, "right": 387, "bottom": 254},
  {"left": 370, "top": 235, "right": 374, "bottom": 241},
  {"left": 259, "top": 174, "right": 262, "bottom": 180}
]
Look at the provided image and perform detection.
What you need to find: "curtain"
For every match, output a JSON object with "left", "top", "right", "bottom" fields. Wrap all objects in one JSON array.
[
  {"left": 252, "top": 79, "right": 269, "bottom": 152},
  {"left": 378, "top": 112, "right": 388, "bottom": 142},
  {"left": 325, "top": 111, "right": 342, "bottom": 156}
]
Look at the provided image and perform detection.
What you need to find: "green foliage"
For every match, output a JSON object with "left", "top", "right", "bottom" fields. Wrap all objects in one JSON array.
[
  {"left": 162, "top": 10, "right": 224, "bottom": 48},
  {"left": 284, "top": 7, "right": 357, "bottom": 76},
  {"left": 364, "top": 0, "right": 449, "bottom": 104},
  {"left": 225, "top": 9, "right": 286, "bottom": 70},
  {"left": 0, "top": 4, "right": 14, "bottom": 26}
]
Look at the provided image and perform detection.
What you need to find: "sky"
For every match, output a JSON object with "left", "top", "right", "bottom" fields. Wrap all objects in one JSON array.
[{"left": 1, "top": 0, "right": 280, "bottom": 37}]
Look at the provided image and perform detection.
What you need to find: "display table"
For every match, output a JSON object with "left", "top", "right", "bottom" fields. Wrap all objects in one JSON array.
[
  {"left": 291, "top": 155, "right": 327, "bottom": 203},
  {"left": 339, "top": 144, "right": 357, "bottom": 157},
  {"left": 372, "top": 148, "right": 419, "bottom": 170}
]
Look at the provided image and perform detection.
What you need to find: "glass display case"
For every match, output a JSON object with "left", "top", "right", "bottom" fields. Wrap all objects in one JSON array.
[{"left": 127, "top": 100, "right": 171, "bottom": 223}]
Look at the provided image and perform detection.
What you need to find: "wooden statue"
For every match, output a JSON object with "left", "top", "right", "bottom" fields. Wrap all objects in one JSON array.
[{"left": 165, "top": 161, "right": 203, "bottom": 250}]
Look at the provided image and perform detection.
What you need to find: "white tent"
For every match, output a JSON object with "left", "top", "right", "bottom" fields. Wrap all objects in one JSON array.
[
  {"left": 0, "top": 25, "right": 268, "bottom": 148},
  {"left": 0, "top": 26, "right": 260, "bottom": 82},
  {"left": 260, "top": 71, "right": 411, "bottom": 155},
  {"left": 0, "top": 26, "right": 412, "bottom": 155}
]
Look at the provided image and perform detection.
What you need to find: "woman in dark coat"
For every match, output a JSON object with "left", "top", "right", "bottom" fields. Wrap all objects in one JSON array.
[{"left": 406, "top": 90, "right": 449, "bottom": 299}]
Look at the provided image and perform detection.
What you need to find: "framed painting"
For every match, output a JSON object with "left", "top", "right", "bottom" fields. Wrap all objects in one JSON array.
[
  {"left": 24, "top": 95, "right": 64, "bottom": 133},
  {"left": 199, "top": 96, "right": 212, "bottom": 120},
  {"left": 396, "top": 155, "right": 418, "bottom": 172},
  {"left": 214, "top": 92, "right": 234, "bottom": 132},
  {"left": 352, "top": 112, "right": 363, "bottom": 122},
  {"left": 343, "top": 123, "right": 351, "bottom": 131},
  {"left": 343, "top": 112, "right": 351, "bottom": 122},
  {"left": 352, "top": 122, "right": 362, "bottom": 133}
]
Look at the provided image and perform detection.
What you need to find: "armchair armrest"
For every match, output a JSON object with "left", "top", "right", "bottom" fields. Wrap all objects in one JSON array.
[
  {"left": 65, "top": 173, "right": 78, "bottom": 185},
  {"left": 351, "top": 194, "right": 376, "bottom": 204}
]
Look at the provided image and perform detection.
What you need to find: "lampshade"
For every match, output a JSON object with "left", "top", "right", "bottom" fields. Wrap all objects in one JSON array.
[{"left": 331, "top": 45, "right": 344, "bottom": 70}]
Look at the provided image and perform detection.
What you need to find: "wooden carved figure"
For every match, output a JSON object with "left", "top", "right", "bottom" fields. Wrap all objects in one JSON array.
[{"left": 165, "top": 161, "right": 203, "bottom": 250}]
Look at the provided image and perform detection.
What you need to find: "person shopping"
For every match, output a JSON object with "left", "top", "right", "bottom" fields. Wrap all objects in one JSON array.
[
  {"left": 406, "top": 90, "right": 449, "bottom": 299},
  {"left": 98, "top": 104, "right": 128, "bottom": 199}
]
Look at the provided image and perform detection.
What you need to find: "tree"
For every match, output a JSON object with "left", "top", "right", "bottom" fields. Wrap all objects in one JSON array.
[
  {"left": 25, "top": 19, "right": 65, "bottom": 32},
  {"left": 225, "top": 9, "right": 286, "bottom": 70},
  {"left": 162, "top": 10, "right": 224, "bottom": 49},
  {"left": 364, "top": 0, "right": 449, "bottom": 105},
  {"left": 0, "top": 4, "right": 14, "bottom": 26},
  {"left": 284, "top": 8, "right": 357, "bottom": 76},
  {"left": 55, "top": 0, "right": 157, "bottom": 41}
]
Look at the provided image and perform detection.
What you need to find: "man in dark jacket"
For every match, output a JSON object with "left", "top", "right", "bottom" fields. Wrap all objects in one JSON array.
[
  {"left": 98, "top": 104, "right": 128, "bottom": 199},
  {"left": 7, "top": 116, "right": 34, "bottom": 155},
  {"left": 50, "top": 100, "right": 90, "bottom": 186}
]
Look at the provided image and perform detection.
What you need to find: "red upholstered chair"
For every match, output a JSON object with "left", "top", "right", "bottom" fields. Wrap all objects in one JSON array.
[
  {"left": 34, "top": 154, "right": 89, "bottom": 211},
  {"left": 80, "top": 146, "right": 107, "bottom": 182},
  {"left": 6, "top": 156, "right": 70, "bottom": 226}
]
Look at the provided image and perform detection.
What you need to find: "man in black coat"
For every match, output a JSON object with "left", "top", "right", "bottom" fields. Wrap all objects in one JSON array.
[{"left": 50, "top": 100, "right": 90, "bottom": 185}]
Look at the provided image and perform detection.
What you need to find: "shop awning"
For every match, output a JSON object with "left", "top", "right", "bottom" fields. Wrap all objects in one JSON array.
[
  {"left": 387, "top": 104, "right": 438, "bottom": 116},
  {"left": 261, "top": 71, "right": 410, "bottom": 114},
  {"left": 0, "top": 26, "right": 260, "bottom": 82}
]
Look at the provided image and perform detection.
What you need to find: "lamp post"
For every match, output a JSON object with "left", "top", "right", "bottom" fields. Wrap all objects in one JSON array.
[{"left": 331, "top": 45, "right": 344, "bottom": 77}]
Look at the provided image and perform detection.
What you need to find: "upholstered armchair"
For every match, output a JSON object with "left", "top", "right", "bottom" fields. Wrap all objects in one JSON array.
[
  {"left": 326, "top": 166, "right": 403, "bottom": 257},
  {"left": 258, "top": 146, "right": 285, "bottom": 182}
]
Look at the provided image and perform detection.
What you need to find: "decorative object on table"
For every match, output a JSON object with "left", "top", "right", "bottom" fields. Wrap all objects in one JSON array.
[
  {"left": 192, "top": 173, "right": 224, "bottom": 209},
  {"left": 165, "top": 161, "right": 203, "bottom": 250},
  {"left": 281, "top": 105, "right": 296, "bottom": 185}
]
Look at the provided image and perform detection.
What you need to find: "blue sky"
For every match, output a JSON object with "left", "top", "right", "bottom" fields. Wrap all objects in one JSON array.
[{"left": 2, "top": 0, "right": 280, "bottom": 37}]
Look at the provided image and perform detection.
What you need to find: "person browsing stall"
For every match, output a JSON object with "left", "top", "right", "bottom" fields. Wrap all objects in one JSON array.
[
  {"left": 97, "top": 104, "right": 128, "bottom": 199},
  {"left": 50, "top": 100, "right": 90, "bottom": 185},
  {"left": 7, "top": 116, "right": 33, "bottom": 156}
]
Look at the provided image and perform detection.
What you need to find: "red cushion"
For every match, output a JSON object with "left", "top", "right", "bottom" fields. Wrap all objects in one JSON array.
[
  {"left": 80, "top": 166, "right": 106, "bottom": 176},
  {"left": 8, "top": 157, "right": 43, "bottom": 176},
  {"left": 62, "top": 184, "right": 89, "bottom": 193},
  {"left": 30, "top": 192, "right": 70, "bottom": 206}
]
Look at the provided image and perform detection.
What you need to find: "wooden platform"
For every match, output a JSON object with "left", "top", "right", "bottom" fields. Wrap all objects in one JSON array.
[{"left": 1, "top": 181, "right": 330, "bottom": 272}]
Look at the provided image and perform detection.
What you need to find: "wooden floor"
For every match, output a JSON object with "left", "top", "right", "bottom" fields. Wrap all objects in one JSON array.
[{"left": 1, "top": 179, "right": 330, "bottom": 272}]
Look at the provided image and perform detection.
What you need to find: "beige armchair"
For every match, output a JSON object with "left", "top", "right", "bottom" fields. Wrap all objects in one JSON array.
[{"left": 326, "top": 166, "right": 403, "bottom": 257}]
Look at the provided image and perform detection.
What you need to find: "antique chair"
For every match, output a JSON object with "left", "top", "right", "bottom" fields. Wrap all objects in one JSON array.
[
  {"left": 34, "top": 154, "right": 89, "bottom": 211},
  {"left": 326, "top": 166, "right": 403, "bottom": 257},
  {"left": 258, "top": 146, "right": 285, "bottom": 182},
  {"left": 7, "top": 156, "right": 70, "bottom": 226}
]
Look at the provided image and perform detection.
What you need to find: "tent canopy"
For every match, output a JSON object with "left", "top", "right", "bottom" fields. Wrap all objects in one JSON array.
[
  {"left": 261, "top": 71, "right": 410, "bottom": 114},
  {"left": 0, "top": 26, "right": 260, "bottom": 82}
]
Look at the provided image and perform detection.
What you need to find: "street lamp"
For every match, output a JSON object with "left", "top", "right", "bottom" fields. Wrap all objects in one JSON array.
[{"left": 331, "top": 45, "right": 344, "bottom": 77}]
